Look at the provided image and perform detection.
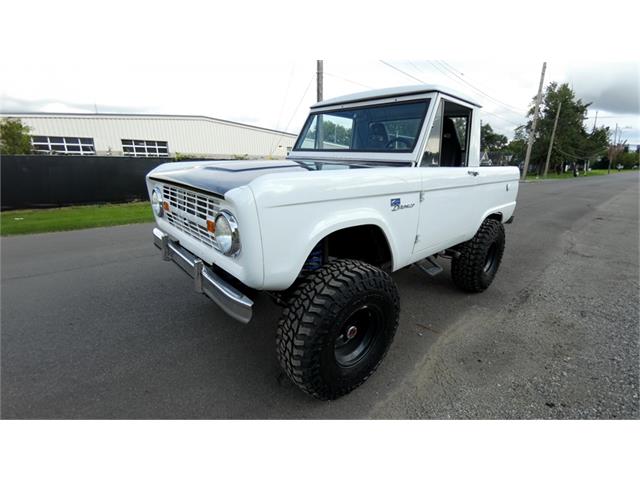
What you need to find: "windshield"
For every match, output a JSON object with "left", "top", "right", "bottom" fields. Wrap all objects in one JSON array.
[
  {"left": 293, "top": 159, "right": 391, "bottom": 170},
  {"left": 294, "top": 100, "right": 430, "bottom": 153}
]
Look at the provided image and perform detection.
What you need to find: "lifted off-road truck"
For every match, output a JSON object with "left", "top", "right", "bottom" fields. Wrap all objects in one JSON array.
[{"left": 146, "top": 84, "right": 520, "bottom": 400}]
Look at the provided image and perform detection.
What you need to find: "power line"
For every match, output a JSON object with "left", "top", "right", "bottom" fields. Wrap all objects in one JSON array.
[
  {"left": 324, "top": 72, "right": 374, "bottom": 90},
  {"left": 382, "top": 60, "right": 522, "bottom": 128},
  {"left": 268, "top": 63, "right": 297, "bottom": 155},
  {"left": 269, "top": 74, "right": 315, "bottom": 155},
  {"left": 438, "top": 60, "right": 465, "bottom": 77},
  {"left": 381, "top": 59, "right": 528, "bottom": 133},
  {"left": 481, "top": 109, "right": 523, "bottom": 127},
  {"left": 428, "top": 60, "right": 526, "bottom": 118},
  {"left": 418, "top": 60, "right": 527, "bottom": 125},
  {"left": 554, "top": 145, "right": 608, "bottom": 159},
  {"left": 273, "top": 64, "right": 296, "bottom": 132},
  {"left": 433, "top": 60, "right": 526, "bottom": 115},
  {"left": 586, "top": 114, "right": 639, "bottom": 119},
  {"left": 407, "top": 60, "right": 429, "bottom": 79},
  {"left": 480, "top": 108, "right": 529, "bottom": 129},
  {"left": 379, "top": 60, "right": 424, "bottom": 84}
]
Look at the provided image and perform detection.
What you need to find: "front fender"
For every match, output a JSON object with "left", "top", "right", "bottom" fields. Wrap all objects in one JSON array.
[
  {"left": 258, "top": 204, "right": 408, "bottom": 290},
  {"left": 303, "top": 209, "right": 398, "bottom": 272},
  {"left": 248, "top": 168, "right": 421, "bottom": 290}
]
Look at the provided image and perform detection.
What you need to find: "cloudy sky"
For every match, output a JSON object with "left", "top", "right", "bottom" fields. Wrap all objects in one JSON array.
[
  {"left": 1, "top": 1, "right": 638, "bottom": 146},
  {"left": 2, "top": 59, "right": 638, "bottom": 145}
]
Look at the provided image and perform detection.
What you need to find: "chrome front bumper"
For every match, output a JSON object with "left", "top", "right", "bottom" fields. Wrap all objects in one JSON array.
[{"left": 153, "top": 228, "right": 253, "bottom": 323}]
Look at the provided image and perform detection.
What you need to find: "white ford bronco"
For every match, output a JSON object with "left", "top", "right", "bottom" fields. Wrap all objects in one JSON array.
[{"left": 146, "top": 84, "right": 520, "bottom": 399}]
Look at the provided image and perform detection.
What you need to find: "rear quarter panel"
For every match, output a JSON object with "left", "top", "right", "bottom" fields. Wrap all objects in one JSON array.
[{"left": 475, "top": 166, "right": 520, "bottom": 229}]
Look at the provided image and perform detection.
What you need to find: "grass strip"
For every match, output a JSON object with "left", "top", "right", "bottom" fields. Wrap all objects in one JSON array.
[{"left": 1, "top": 201, "right": 153, "bottom": 236}]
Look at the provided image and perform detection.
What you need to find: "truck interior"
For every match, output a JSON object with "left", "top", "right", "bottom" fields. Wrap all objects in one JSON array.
[
  {"left": 296, "top": 100, "right": 430, "bottom": 153},
  {"left": 422, "top": 99, "right": 472, "bottom": 167}
]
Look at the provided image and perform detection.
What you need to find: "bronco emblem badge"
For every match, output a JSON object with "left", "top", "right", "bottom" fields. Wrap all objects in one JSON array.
[{"left": 390, "top": 197, "right": 415, "bottom": 211}]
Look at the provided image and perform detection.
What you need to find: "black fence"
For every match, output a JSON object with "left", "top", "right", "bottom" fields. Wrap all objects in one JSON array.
[{"left": 1, "top": 155, "right": 171, "bottom": 210}]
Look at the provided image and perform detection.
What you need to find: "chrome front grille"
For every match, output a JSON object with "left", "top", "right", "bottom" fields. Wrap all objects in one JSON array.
[{"left": 161, "top": 183, "right": 221, "bottom": 250}]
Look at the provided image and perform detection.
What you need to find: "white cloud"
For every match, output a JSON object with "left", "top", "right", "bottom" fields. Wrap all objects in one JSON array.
[
  {"left": 1, "top": 0, "right": 638, "bottom": 146},
  {"left": 2, "top": 59, "right": 638, "bottom": 144}
]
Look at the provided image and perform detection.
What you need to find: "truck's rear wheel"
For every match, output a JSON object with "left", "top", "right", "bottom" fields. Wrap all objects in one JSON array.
[
  {"left": 276, "top": 259, "right": 399, "bottom": 400},
  {"left": 451, "top": 218, "right": 505, "bottom": 293}
]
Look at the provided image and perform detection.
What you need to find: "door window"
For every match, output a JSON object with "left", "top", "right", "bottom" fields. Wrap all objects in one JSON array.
[
  {"left": 421, "top": 100, "right": 472, "bottom": 167},
  {"left": 421, "top": 100, "right": 443, "bottom": 167}
]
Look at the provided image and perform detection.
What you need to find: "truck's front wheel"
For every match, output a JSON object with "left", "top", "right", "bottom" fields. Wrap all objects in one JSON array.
[
  {"left": 276, "top": 259, "right": 399, "bottom": 400},
  {"left": 451, "top": 218, "right": 505, "bottom": 293}
]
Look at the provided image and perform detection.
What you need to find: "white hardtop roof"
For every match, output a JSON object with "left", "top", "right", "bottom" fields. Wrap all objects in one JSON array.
[{"left": 311, "top": 84, "right": 482, "bottom": 109}]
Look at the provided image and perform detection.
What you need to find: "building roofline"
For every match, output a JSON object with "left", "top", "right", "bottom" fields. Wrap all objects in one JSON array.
[{"left": 0, "top": 112, "right": 297, "bottom": 137}]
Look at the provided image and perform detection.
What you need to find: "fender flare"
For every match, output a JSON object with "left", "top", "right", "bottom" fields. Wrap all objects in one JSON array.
[{"left": 294, "top": 213, "right": 398, "bottom": 280}]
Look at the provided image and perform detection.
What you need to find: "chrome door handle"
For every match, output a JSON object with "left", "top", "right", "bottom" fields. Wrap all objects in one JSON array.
[{"left": 467, "top": 170, "right": 479, "bottom": 176}]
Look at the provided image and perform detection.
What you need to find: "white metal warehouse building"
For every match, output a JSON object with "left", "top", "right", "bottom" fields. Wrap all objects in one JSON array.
[{"left": 0, "top": 113, "right": 297, "bottom": 158}]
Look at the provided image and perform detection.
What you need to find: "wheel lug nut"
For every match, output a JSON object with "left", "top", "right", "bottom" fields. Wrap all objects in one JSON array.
[{"left": 346, "top": 325, "right": 358, "bottom": 339}]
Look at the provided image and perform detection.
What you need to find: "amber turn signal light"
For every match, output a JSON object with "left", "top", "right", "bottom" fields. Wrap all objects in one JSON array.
[{"left": 206, "top": 219, "right": 216, "bottom": 233}]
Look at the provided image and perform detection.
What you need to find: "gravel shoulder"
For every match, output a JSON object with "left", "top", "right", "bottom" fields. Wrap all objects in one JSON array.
[{"left": 372, "top": 182, "right": 639, "bottom": 419}]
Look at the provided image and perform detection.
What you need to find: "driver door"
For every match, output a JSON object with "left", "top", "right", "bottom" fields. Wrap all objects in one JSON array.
[{"left": 413, "top": 98, "right": 479, "bottom": 255}]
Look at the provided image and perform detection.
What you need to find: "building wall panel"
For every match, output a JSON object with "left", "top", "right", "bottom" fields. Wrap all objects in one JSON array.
[{"left": 2, "top": 114, "right": 297, "bottom": 158}]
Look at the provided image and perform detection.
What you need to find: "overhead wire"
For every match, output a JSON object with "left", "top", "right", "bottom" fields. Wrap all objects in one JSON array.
[
  {"left": 268, "top": 63, "right": 297, "bottom": 154},
  {"left": 426, "top": 60, "right": 527, "bottom": 124},
  {"left": 585, "top": 114, "right": 639, "bottom": 119},
  {"left": 481, "top": 110, "right": 523, "bottom": 127},
  {"left": 380, "top": 60, "right": 633, "bottom": 151},
  {"left": 553, "top": 145, "right": 608, "bottom": 159},
  {"left": 378, "top": 60, "right": 424, "bottom": 84},
  {"left": 324, "top": 72, "right": 374, "bottom": 90},
  {"left": 404, "top": 60, "right": 526, "bottom": 127},
  {"left": 274, "top": 63, "right": 296, "bottom": 132},
  {"left": 438, "top": 60, "right": 465, "bottom": 77},
  {"left": 269, "top": 73, "right": 315, "bottom": 155},
  {"left": 381, "top": 59, "right": 525, "bottom": 129},
  {"left": 432, "top": 60, "right": 526, "bottom": 115}
]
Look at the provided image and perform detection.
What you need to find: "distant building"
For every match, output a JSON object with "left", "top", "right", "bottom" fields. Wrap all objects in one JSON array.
[
  {"left": 481, "top": 150, "right": 513, "bottom": 166},
  {"left": 0, "top": 113, "right": 297, "bottom": 158}
]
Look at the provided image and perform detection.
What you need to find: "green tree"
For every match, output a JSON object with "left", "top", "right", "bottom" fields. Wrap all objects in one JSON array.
[
  {"left": 322, "top": 120, "right": 352, "bottom": 146},
  {"left": 480, "top": 123, "right": 508, "bottom": 152},
  {"left": 519, "top": 82, "right": 610, "bottom": 173},
  {"left": 617, "top": 150, "right": 640, "bottom": 169},
  {"left": 0, "top": 118, "right": 33, "bottom": 155},
  {"left": 503, "top": 138, "right": 527, "bottom": 164}
]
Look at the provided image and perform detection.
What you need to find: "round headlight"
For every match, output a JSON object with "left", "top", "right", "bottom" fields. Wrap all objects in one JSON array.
[
  {"left": 215, "top": 211, "right": 240, "bottom": 256},
  {"left": 151, "top": 187, "right": 163, "bottom": 217}
]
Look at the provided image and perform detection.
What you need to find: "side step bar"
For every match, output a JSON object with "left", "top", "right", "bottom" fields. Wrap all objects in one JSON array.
[{"left": 414, "top": 256, "right": 444, "bottom": 277}]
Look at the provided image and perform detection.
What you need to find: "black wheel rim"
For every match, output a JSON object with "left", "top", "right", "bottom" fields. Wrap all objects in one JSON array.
[
  {"left": 334, "top": 305, "right": 382, "bottom": 368},
  {"left": 484, "top": 242, "right": 498, "bottom": 273}
]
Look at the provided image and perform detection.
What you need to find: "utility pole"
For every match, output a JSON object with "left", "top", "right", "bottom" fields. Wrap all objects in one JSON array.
[
  {"left": 521, "top": 61, "right": 547, "bottom": 181},
  {"left": 608, "top": 123, "right": 619, "bottom": 174},
  {"left": 543, "top": 102, "right": 561, "bottom": 178},
  {"left": 316, "top": 60, "right": 324, "bottom": 102},
  {"left": 315, "top": 60, "right": 324, "bottom": 148},
  {"left": 480, "top": 119, "right": 483, "bottom": 153}
]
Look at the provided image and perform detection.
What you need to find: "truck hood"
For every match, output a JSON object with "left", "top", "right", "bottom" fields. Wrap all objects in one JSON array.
[{"left": 148, "top": 160, "right": 307, "bottom": 198}]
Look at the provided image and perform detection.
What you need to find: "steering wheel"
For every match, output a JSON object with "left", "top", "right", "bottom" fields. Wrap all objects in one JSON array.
[{"left": 385, "top": 137, "right": 412, "bottom": 150}]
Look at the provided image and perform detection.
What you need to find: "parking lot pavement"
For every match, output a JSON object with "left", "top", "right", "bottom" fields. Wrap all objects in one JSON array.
[{"left": 1, "top": 173, "right": 638, "bottom": 419}]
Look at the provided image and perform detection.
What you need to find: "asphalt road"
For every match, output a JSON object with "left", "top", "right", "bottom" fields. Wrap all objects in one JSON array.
[{"left": 2, "top": 173, "right": 638, "bottom": 419}]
